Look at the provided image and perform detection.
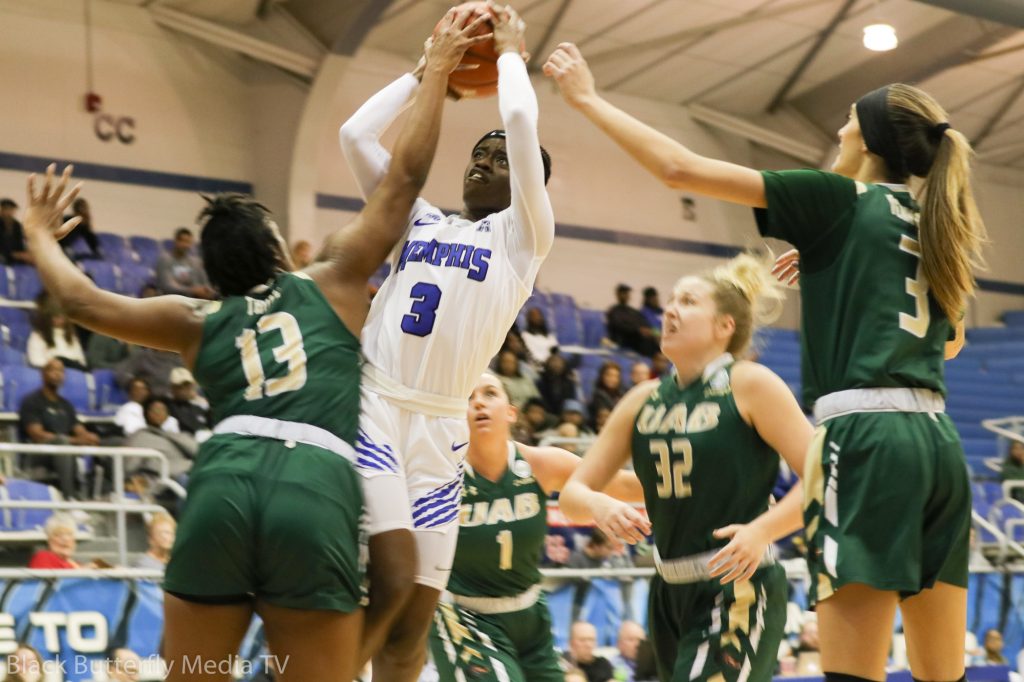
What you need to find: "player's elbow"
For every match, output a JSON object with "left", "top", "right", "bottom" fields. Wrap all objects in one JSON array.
[{"left": 338, "top": 120, "right": 363, "bottom": 153}]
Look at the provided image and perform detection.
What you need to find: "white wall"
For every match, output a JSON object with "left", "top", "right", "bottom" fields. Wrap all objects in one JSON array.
[{"left": 0, "top": 0, "right": 257, "bottom": 236}]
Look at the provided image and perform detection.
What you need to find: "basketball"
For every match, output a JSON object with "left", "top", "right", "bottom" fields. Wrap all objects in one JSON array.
[{"left": 434, "top": 2, "right": 500, "bottom": 99}]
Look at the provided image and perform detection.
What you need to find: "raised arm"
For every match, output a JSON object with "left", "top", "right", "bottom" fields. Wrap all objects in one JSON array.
[
  {"left": 339, "top": 73, "right": 420, "bottom": 199},
  {"left": 23, "top": 166, "right": 206, "bottom": 364},
  {"left": 311, "top": 9, "right": 491, "bottom": 327},
  {"left": 521, "top": 443, "right": 644, "bottom": 502},
  {"left": 492, "top": 6, "right": 554, "bottom": 278},
  {"left": 544, "top": 42, "right": 766, "bottom": 208}
]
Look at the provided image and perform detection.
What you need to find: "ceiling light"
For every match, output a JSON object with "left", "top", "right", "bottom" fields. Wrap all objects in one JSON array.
[{"left": 863, "top": 23, "right": 898, "bottom": 52}]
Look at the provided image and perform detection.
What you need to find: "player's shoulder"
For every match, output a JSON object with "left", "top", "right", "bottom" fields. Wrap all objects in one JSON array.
[{"left": 409, "top": 198, "right": 444, "bottom": 227}]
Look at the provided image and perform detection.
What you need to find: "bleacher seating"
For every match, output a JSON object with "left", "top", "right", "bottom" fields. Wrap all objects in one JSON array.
[
  {"left": 96, "top": 232, "right": 130, "bottom": 263},
  {"left": 128, "top": 236, "right": 160, "bottom": 268},
  {"left": 0, "top": 478, "right": 59, "bottom": 533},
  {"left": 9, "top": 265, "right": 42, "bottom": 300}
]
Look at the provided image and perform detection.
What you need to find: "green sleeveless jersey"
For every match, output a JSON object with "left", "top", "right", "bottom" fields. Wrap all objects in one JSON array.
[
  {"left": 193, "top": 272, "right": 361, "bottom": 444},
  {"left": 631, "top": 356, "right": 779, "bottom": 560},
  {"left": 448, "top": 443, "right": 548, "bottom": 598},
  {"left": 756, "top": 170, "right": 951, "bottom": 407}
]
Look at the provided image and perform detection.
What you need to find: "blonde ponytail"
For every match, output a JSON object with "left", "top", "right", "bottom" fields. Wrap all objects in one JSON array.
[
  {"left": 887, "top": 84, "right": 987, "bottom": 322},
  {"left": 705, "top": 252, "right": 785, "bottom": 356}
]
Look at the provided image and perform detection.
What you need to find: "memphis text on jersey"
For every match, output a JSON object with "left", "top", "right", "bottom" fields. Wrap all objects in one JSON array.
[{"left": 398, "top": 239, "right": 492, "bottom": 282}]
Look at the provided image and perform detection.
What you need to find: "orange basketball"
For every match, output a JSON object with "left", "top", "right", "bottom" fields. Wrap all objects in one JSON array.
[{"left": 434, "top": 2, "right": 500, "bottom": 99}]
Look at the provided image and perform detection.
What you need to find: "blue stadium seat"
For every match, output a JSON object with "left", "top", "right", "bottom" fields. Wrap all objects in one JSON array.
[
  {"left": 553, "top": 306, "right": 582, "bottom": 346},
  {"left": 579, "top": 309, "right": 606, "bottom": 348},
  {"left": 0, "top": 478, "right": 59, "bottom": 531},
  {"left": 545, "top": 584, "right": 575, "bottom": 651},
  {"left": 0, "top": 346, "right": 25, "bottom": 364},
  {"left": 1002, "top": 311, "right": 1024, "bottom": 327},
  {"left": 579, "top": 578, "right": 624, "bottom": 646},
  {"left": 96, "top": 232, "right": 129, "bottom": 262},
  {"left": 0, "top": 265, "right": 10, "bottom": 298},
  {"left": 0, "top": 307, "right": 32, "bottom": 349},
  {"left": 2, "top": 364, "right": 42, "bottom": 411},
  {"left": 8, "top": 266, "right": 42, "bottom": 301},
  {"left": 79, "top": 260, "right": 120, "bottom": 292},
  {"left": 129, "top": 236, "right": 161, "bottom": 268},
  {"left": 92, "top": 368, "right": 127, "bottom": 413},
  {"left": 62, "top": 367, "right": 93, "bottom": 413},
  {"left": 119, "top": 262, "right": 155, "bottom": 297}
]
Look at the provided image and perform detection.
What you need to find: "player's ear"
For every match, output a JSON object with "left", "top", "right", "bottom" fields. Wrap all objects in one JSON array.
[{"left": 507, "top": 405, "right": 518, "bottom": 425}]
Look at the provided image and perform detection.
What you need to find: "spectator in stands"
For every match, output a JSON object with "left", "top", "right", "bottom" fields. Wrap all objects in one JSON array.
[
  {"left": 291, "top": 239, "right": 314, "bottom": 269},
  {"left": 156, "top": 227, "right": 215, "bottom": 299},
  {"left": 522, "top": 307, "right": 559, "bottom": 363},
  {"left": 29, "top": 512, "right": 81, "bottom": 568},
  {"left": 523, "top": 397, "right": 557, "bottom": 440},
  {"left": 27, "top": 300, "right": 87, "bottom": 370},
  {"left": 115, "top": 346, "right": 184, "bottom": 397},
  {"left": 569, "top": 528, "right": 632, "bottom": 571},
  {"left": 610, "top": 620, "right": 646, "bottom": 682},
  {"left": 537, "top": 350, "right": 578, "bottom": 416},
  {"left": 593, "top": 406, "right": 611, "bottom": 433},
  {"left": 560, "top": 399, "right": 593, "bottom": 436},
  {"left": 20, "top": 359, "right": 100, "bottom": 498},
  {"left": 495, "top": 349, "right": 541, "bottom": 409},
  {"left": 628, "top": 361, "right": 650, "bottom": 387},
  {"left": 132, "top": 512, "right": 176, "bottom": 571},
  {"left": 640, "top": 286, "right": 663, "bottom": 333},
  {"left": 498, "top": 328, "right": 539, "bottom": 381},
  {"left": 563, "top": 621, "right": 614, "bottom": 682},
  {"left": 606, "top": 283, "right": 658, "bottom": 357},
  {"left": 103, "top": 647, "right": 142, "bottom": 682},
  {"left": 542, "top": 533, "right": 571, "bottom": 567},
  {"left": 62, "top": 198, "right": 102, "bottom": 259},
  {"left": 86, "top": 331, "right": 130, "bottom": 370},
  {"left": 1001, "top": 440, "right": 1024, "bottom": 502},
  {"left": 564, "top": 668, "right": 588, "bottom": 682},
  {"left": 6, "top": 643, "right": 44, "bottom": 682},
  {"left": 975, "top": 629, "right": 1008, "bottom": 666},
  {"left": 115, "top": 377, "right": 179, "bottom": 436},
  {"left": 125, "top": 396, "right": 197, "bottom": 482},
  {"left": 0, "top": 197, "right": 31, "bottom": 265},
  {"left": 589, "top": 361, "right": 624, "bottom": 421},
  {"left": 167, "top": 367, "right": 211, "bottom": 439}
]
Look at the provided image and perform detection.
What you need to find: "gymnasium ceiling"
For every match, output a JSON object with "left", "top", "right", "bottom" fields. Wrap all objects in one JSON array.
[{"left": 126, "top": 0, "right": 1024, "bottom": 169}]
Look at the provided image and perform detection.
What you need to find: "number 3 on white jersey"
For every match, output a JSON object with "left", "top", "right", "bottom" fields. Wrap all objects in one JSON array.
[
  {"left": 898, "top": 235, "right": 930, "bottom": 338},
  {"left": 235, "top": 312, "right": 308, "bottom": 401}
]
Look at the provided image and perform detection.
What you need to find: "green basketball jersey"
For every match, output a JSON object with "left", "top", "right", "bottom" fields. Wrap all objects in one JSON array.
[
  {"left": 755, "top": 170, "right": 951, "bottom": 407},
  {"left": 193, "top": 271, "right": 361, "bottom": 444},
  {"left": 447, "top": 443, "right": 548, "bottom": 598},
  {"left": 631, "top": 355, "right": 779, "bottom": 560}
]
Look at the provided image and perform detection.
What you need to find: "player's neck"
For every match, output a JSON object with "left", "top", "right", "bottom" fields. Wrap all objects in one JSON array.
[
  {"left": 671, "top": 346, "right": 729, "bottom": 387},
  {"left": 460, "top": 206, "right": 494, "bottom": 222},
  {"left": 466, "top": 436, "right": 508, "bottom": 482}
]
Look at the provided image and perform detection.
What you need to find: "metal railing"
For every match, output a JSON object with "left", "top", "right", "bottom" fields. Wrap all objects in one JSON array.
[{"left": 0, "top": 443, "right": 186, "bottom": 566}]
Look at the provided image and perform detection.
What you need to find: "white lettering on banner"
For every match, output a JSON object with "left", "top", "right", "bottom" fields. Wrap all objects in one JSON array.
[{"left": 23, "top": 612, "right": 109, "bottom": 653}]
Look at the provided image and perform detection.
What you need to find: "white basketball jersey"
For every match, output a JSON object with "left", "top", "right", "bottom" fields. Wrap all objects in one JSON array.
[{"left": 362, "top": 199, "right": 534, "bottom": 400}]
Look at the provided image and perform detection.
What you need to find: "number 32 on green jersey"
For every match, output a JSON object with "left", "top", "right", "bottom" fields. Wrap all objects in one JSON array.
[{"left": 650, "top": 438, "right": 693, "bottom": 499}]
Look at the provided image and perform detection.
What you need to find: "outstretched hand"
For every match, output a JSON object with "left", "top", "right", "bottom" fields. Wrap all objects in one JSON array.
[
  {"left": 771, "top": 249, "right": 800, "bottom": 287},
  {"left": 425, "top": 6, "right": 494, "bottom": 76},
  {"left": 25, "top": 164, "right": 83, "bottom": 242},
  {"left": 543, "top": 42, "right": 597, "bottom": 110},
  {"left": 592, "top": 496, "right": 651, "bottom": 546},
  {"left": 489, "top": 2, "right": 527, "bottom": 58}
]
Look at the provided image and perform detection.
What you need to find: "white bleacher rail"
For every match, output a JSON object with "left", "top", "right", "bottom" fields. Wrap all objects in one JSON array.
[
  {"left": 981, "top": 415, "right": 1024, "bottom": 445},
  {"left": 538, "top": 435, "right": 597, "bottom": 450},
  {"left": 0, "top": 443, "right": 185, "bottom": 566},
  {"left": 973, "top": 509, "right": 1024, "bottom": 562}
]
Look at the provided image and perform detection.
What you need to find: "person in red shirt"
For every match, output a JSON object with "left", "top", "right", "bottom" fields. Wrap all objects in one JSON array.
[{"left": 28, "top": 512, "right": 80, "bottom": 568}]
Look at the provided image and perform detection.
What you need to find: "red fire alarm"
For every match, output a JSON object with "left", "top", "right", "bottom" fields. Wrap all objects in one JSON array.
[{"left": 84, "top": 92, "right": 102, "bottom": 113}]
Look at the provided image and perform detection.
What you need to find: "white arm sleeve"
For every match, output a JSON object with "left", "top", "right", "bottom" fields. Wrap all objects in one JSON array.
[
  {"left": 498, "top": 53, "right": 554, "bottom": 283},
  {"left": 338, "top": 73, "right": 420, "bottom": 199}
]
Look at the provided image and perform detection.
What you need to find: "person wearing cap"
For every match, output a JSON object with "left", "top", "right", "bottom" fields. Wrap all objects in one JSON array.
[
  {"left": 0, "top": 197, "right": 31, "bottom": 265},
  {"left": 547, "top": 42, "right": 981, "bottom": 682},
  {"left": 338, "top": 6, "right": 556, "bottom": 675},
  {"left": 606, "top": 283, "right": 659, "bottom": 357},
  {"left": 640, "top": 286, "right": 663, "bottom": 334},
  {"left": 167, "top": 366, "right": 211, "bottom": 439}
]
